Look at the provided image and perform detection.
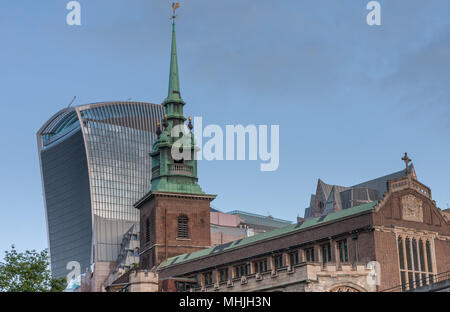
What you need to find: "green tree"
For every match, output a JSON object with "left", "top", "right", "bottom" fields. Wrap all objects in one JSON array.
[{"left": 0, "top": 245, "right": 67, "bottom": 292}]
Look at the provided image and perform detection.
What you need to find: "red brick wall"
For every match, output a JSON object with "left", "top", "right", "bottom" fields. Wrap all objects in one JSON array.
[
  {"left": 159, "top": 212, "right": 375, "bottom": 279},
  {"left": 372, "top": 188, "right": 450, "bottom": 290},
  {"left": 158, "top": 279, "right": 177, "bottom": 292},
  {"left": 153, "top": 187, "right": 449, "bottom": 292},
  {"left": 434, "top": 239, "right": 450, "bottom": 274},
  {"left": 139, "top": 193, "right": 212, "bottom": 269},
  {"left": 373, "top": 230, "right": 401, "bottom": 290}
]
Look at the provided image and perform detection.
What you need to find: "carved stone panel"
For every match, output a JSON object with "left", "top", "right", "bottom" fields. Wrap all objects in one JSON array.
[
  {"left": 329, "top": 286, "right": 360, "bottom": 292},
  {"left": 401, "top": 195, "right": 423, "bottom": 222}
]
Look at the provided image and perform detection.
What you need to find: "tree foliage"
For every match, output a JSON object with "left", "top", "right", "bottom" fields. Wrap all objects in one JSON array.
[{"left": 0, "top": 245, "right": 66, "bottom": 292}]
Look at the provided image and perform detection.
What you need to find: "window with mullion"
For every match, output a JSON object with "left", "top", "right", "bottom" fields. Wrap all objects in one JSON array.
[
  {"left": 254, "top": 259, "right": 268, "bottom": 274},
  {"left": 321, "top": 243, "right": 332, "bottom": 264},
  {"left": 219, "top": 268, "right": 228, "bottom": 283},
  {"left": 203, "top": 271, "right": 213, "bottom": 286},
  {"left": 338, "top": 239, "right": 348, "bottom": 263},
  {"left": 289, "top": 251, "right": 299, "bottom": 267},
  {"left": 234, "top": 263, "right": 250, "bottom": 278},
  {"left": 274, "top": 254, "right": 283, "bottom": 269},
  {"left": 397, "top": 236, "right": 435, "bottom": 290},
  {"left": 305, "top": 247, "right": 315, "bottom": 262}
]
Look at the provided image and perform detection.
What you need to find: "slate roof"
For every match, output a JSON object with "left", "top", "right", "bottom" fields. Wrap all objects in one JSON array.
[
  {"left": 304, "top": 195, "right": 316, "bottom": 218},
  {"left": 159, "top": 201, "right": 378, "bottom": 269},
  {"left": 318, "top": 179, "right": 333, "bottom": 200},
  {"left": 323, "top": 185, "right": 350, "bottom": 214},
  {"left": 351, "top": 165, "right": 413, "bottom": 196},
  {"left": 305, "top": 165, "right": 414, "bottom": 218}
]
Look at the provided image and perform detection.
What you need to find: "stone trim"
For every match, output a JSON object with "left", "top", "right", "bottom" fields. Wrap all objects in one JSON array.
[
  {"left": 373, "top": 177, "right": 449, "bottom": 225},
  {"left": 139, "top": 243, "right": 212, "bottom": 257},
  {"left": 373, "top": 225, "right": 450, "bottom": 241},
  {"left": 135, "top": 191, "right": 216, "bottom": 208},
  {"left": 192, "top": 263, "right": 375, "bottom": 292},
  {"left": 389, "top": 228, "right": 440, "bottom": 290}
]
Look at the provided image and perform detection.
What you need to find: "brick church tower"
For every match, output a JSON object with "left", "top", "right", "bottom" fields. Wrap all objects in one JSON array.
[{"left": 135, "top": 12, "right": 216, "bottom": 269}]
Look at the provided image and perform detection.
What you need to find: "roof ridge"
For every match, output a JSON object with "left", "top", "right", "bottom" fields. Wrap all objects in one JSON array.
[{"left": 351, "top": 165, "right": 412, "bottom": 188}]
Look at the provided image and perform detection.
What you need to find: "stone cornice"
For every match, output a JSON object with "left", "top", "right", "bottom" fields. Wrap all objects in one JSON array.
[
  {"left": 139, "top": 243, "right": 213, "bottom": 256},
  {"left": 373, "top": 225, "right": 450, "bottom": 241},
  {"left": 134, "top": 190, "right": 217, "bottom": 208}
]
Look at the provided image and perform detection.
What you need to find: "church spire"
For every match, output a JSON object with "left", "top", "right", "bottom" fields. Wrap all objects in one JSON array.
[
  {"left": 164, "top": 3, "right": 184, "bottom": 105},
  {"left": 148, "top": 3, "right": 204, "bottom": 195}
]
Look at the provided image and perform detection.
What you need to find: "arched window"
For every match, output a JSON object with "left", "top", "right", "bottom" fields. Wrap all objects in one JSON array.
[
  {"left": 145, "top": 218, "right": 150, "bottom": 243},
  {"left": 177, "top": 215, "right": 189, "bottom": 238}
]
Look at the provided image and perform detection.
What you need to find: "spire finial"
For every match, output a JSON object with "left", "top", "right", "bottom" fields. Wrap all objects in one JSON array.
[
  {"left": 164, "top": 2, "right": 184, "bottom": 105},
  {"left": 156, "top": 122, "right": 162, "bottom": 137},
  {"left": 188, "top": 116, "right": 193, "bottom": 131},
  {"left": 172, "top": 2, "right": 180, "bottom": 23},
  {"left": 402, "top": 152, "right": 412, "bottom": 174},
  {"left": 163, "top": 114, "right": 168, "bottom": 128}
]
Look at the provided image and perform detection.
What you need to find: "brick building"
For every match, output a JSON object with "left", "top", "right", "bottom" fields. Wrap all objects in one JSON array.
[
  {"left": 154, "top": 162, "right": 449, "bottom": 292},
  {"left": 107, "top": 12, "right": 449, "bottom": 292}
]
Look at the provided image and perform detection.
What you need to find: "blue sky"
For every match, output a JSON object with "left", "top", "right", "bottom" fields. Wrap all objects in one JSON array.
[{"left": 0, "top": 0, "right": 449, "bottom": 255}]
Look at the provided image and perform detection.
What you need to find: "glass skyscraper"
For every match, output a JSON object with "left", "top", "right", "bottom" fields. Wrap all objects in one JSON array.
[{"left": 37, "top": 101, "right": 164, "bottom": 278}]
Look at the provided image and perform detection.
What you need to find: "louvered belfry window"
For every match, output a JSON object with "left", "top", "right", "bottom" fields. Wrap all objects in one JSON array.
[{"left": 177, "top": 215, "right": 189, "bottom": 238}]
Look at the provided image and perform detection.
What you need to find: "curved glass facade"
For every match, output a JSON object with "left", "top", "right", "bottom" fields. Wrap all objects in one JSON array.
[{"left": 37, "top": 102, "right": 164, "bottom": 278}]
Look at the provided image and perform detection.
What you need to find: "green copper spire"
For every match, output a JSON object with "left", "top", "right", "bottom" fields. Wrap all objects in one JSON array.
[
  {"left": 148, "top": 7, "right": 205, "bottom": 196},
  {"left": 164, "top": 21, "right": 184, "bottom": 105}
]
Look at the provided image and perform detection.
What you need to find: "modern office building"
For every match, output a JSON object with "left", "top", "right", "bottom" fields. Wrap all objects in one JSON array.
[{"left": 37, "top": 102, "right": 165, "bottom": 280}]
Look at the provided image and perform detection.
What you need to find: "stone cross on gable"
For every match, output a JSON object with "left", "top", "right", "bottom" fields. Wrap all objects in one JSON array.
[{"left": 402, "top": 152, "right": 411, "bottom": 174}]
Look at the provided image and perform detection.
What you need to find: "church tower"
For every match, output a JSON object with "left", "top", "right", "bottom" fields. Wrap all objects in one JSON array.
[{"left": 136, "top": 5, "right": 216, "bottom": 269}]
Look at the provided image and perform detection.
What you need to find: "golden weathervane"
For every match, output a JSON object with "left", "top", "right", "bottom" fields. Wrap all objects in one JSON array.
[{"left": 172, "top": 2, "right": 180, "bottom": 21}]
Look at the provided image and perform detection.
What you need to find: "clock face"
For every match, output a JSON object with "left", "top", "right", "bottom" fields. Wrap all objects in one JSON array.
[{"left": 401, "top": 195, "right": 423, "bottom": 223}]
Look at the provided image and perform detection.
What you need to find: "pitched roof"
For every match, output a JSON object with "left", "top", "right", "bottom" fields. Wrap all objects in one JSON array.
[
  {"left": 323, "top": 185, "right": 350, "bottom": 214},
  {"left": 159, "top": 201, "right": 378, "bottom": 269},
  {"left": 318, "top": 179, "right": 333, "bottom": 200},
  {"left": 305, "top": 165, "right": 414, "bottom": 218},
  {"left": 304, "top": 195, "right": 316, "bottom": 218},
  {"left": 351, "top": 165, "right": 413, "bottom": 196},
  {"left": 309, "top": 194, "right": 316, "bottom": 208}
]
